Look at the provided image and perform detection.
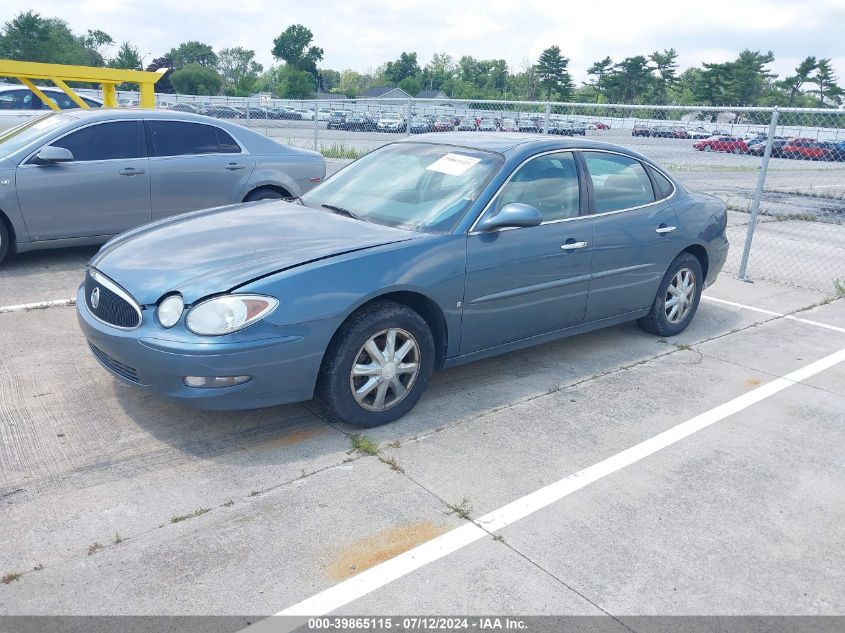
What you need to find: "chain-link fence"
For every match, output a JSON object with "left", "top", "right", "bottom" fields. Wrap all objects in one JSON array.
[{"left": 89, "top": 89, "right": 845, "bottom": 294}]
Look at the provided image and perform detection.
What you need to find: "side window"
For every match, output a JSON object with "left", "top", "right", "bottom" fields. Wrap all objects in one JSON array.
[
  {"left": 0, "top": 90, "right": 34, "bottom": 110},
  {"left": 215, "top": 128, "right": 241, "bottom": 153},
  {"left": 647, "top": 166, "right": 675, "bottom": 200},
  {"left": 583, "top": 152, "right": 655, "bottom": 213},
  {"left": 147, "top": 121, "right": 236, "bottom": 156},
  {"left": 50, "top": 121, "right": 142, "bottom": 162},
  {"left": 493, "top": 152, "right": 580, "bottom": 222}
]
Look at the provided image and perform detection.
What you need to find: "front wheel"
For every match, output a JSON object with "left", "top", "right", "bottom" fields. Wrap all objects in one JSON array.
[
  {"left": 637, "top": 253, "right": 703, "bottom": 337},
  {"left": 317, "top": 301, "right": 435, "bottom": 427}
]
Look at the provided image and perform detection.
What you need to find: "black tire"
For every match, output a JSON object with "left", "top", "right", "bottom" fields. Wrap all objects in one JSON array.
[
  {"left": 244, "top": 187, "right": 286, "bottom": 202},
  {"left": 317, "top": 300, "right": 435, "bottom": 427},
  {"left": 637, "top": 252, "right": 703, "bottom": 337},
  {"left": 0, "top": 219, "right": 9, "bottom": 264}
]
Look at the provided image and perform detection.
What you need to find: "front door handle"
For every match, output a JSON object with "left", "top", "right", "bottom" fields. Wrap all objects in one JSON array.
[
  {"left": 560, "top": 240, "right": 588, "bottom": 251},
  {"left": 225, "top": 163, "right": 246, "bottom": 170},
  {"left": 118, "top": 168, "right": 145, "bottom": 176},
  {"left": 656, "top": 225, "right": 677, "bottom": 234}
]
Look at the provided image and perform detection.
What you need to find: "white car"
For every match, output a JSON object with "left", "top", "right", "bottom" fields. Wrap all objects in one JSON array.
[
  {"left": 295, "top": 109, "right": 315, "bottom": 120},
  {"left": 377, "top": 112, "right": 406, "bottom": 132},
  {"left": 317, "top": 108, "right": 332, "bottom": 121},
  {"left": 687, "top": 127, "right": 712, "bottom": 139},
  {"left": 0, "top": 85, "right": 102, "bottom": 131}
]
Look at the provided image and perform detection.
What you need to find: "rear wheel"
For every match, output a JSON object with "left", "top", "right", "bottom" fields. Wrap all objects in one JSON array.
[
  {"left": 637, "top": 253, "right": 703, "bottom": 337},
  {"left": 0, "top": 220, "right": 9, "bottom": 264},
  {"left": 732, "top": 147, "right": 742, "bottom": 154},
  {"left": 317, "top": 301, "right": 435, "bottom": 427},
  {"left": 244, "top": 187, "right": 287, "bottom": 202},
  {"left": 704, "top": 145, "right": 712, "bottom": 152}
]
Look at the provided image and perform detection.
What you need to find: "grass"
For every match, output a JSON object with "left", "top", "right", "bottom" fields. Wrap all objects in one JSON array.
[
  {"left": 2, "top": 571, "right": 21, "bottom": 584},
  {"left": 112, "top": 532, "right": 123, "bottom": 545},
  {"left": 170, "top": 508, "right": 210, "bottom": 524},
  {"left": 320, "top": 144, "right": 367, "bottom": 160},
  {"left": 445, "top": 497, "right": 474, "bottom": 521},
  {"left": 350, "top": 434, "right": 379, "bottom": 456}
]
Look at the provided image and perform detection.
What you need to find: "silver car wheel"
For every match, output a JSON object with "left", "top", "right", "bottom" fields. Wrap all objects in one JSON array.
[
  {"left": 350, "top": 328, "right": 420, "bottom": 412},
  {"left": 665, "top": 268, "right": 696, "bottom": 324}
]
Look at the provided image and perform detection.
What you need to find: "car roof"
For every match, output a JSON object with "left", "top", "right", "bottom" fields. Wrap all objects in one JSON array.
[{"left": 396, "top": 132, "right": 657, "bottom": 158}]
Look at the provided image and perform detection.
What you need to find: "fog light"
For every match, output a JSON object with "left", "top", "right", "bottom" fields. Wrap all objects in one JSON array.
[{"left": 184, "top": 375, "right": 251, "bottom": 389}]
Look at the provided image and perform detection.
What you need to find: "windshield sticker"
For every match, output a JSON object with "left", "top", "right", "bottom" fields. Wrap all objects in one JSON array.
[{"left": 426, "top": 153, "right": 482, "bottom": 176}]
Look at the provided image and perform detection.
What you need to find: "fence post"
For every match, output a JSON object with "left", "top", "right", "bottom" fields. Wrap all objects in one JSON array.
[
  {"left": 544, "top": 101, "right": 551, "bottom": 134},
  {"left": 313, "top": 98, "right": 319, "bottom": 152},
  {"left": 737, "top": 107, "right": 780, "bottom": 281},
  {"left": 406, "top": 99, "right": 413, "bottom": 136}
]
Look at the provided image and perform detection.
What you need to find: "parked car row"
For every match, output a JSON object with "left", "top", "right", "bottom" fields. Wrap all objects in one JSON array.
[
  {"left": 632, "top": 124, "right": 730, "bottom": 139},
  {"left": 692, "top": 134, "right": 845, "bottom": 160}
]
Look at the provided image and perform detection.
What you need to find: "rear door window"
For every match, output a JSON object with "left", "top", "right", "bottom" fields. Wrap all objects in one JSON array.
[
  {"left": 147, "top": 121, "right": 241, "bottom": 156},
  {"left": 0, "top": 89, "right": 34, "bottom": 110},
  {"left": 583, "top": 152, "right": 656, "bottom": 213}
]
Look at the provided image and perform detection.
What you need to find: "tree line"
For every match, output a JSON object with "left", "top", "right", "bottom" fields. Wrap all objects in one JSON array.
[{"left": 1, "top": 11, "right": 842, "bottom": 108}]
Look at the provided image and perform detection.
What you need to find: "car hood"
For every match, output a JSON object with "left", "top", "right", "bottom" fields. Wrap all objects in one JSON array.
[{"left": 91, "top": 201, "right": 423, "bottom": 305}]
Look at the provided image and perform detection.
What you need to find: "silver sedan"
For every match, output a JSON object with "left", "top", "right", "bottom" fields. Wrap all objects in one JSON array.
[{"left": 0, "top": 109, "right": 325, "bottom": 263}]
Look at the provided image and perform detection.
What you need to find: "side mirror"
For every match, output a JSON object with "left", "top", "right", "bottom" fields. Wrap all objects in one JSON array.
[
  {"left": 476, "top": 202, "right": 542, "bottom": 232},
  {"left": 34, "top": 146, "right": 74, "bottom": 164}
]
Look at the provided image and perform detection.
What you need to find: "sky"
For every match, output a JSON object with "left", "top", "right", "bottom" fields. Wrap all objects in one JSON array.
[{"left": 4, "top": 0, "right": 845, "bottom": 83}]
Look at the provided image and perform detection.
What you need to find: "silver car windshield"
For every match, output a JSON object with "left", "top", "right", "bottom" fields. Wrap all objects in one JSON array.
[
  {"left": 302, "top": 142, "right": 503, "bottom": 233},
  {"left": 0, "top": 112, "right": 74, "bottom": 157}
]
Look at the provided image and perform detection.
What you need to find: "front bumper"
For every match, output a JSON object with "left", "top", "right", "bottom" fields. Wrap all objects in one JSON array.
[{"left": 76, "top": 285, "right": 332, "bottom": 410}]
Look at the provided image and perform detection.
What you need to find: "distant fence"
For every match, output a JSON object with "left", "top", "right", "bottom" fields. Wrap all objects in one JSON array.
[{"left": 81, "top": 90, "right": 845, "bottom": 293}]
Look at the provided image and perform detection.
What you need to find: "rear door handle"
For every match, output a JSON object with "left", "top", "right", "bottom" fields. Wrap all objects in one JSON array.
[
  {"left": 118, "top": 168, "right": 145, "bottom": 176},
  {"left": 560, "top": 240, "right": 588, "bottom": 251},
  {"left": 656, "top": 225, "right": 677, "bottom": 234},
  {"left": 225, "top": 163, "right": 246, "bottom": 170}
]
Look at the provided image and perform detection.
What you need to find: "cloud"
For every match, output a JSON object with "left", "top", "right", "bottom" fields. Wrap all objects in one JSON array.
[{"left": 3, "top": 0, "right": 844, "bottom": 83}]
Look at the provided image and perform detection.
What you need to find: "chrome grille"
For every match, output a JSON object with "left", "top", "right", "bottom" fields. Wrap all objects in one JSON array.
[
  {"left": 88, "top": 343, "right": 141, "bottom": 384},
  {"left": 84, "top": 269, "right": 141, "bottom": 329}
]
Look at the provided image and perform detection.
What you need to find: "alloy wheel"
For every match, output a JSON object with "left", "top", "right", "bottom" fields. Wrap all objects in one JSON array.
[
  {"left": 350, "top": 328, "right": 421, "bottom": 411},
  {"left": 665, "top": 268, "right": 696, "bottom": 324}
]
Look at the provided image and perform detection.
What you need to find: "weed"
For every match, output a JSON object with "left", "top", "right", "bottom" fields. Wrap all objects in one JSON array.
[
  {"left": 446, "top": 497, "right": 473, "bottom": 521},
  {"left": 112, "top": 532, "right": 123, "bottom": 545},
  {"left": 222, "top": 500, "right": 234, "bottom": 507},
  {"left": 2, "top": 571, "right": 21, "bottom": 584},
  {"left": 378, "top": 455, "right": 404, "bottom": 473},
  {"left": 674, "top": 343, "right": 693, "bottom": 351},
  {"left": 387, "top": 440, "right": 401, "bottom": 449},
  {"left": 249, "top": 491, "right": 261, "bottom": 497},
  {"left": 547, "top": 381, "right": 561, "bottom": 394},
  {"left": 87, "top": 542, "right": 104, "bottom": 556},
  {"left": 320, "top": 144, "right": 367, "bottom": 160},
  {"left": 492, "top": 534, "right": 505, "bottom": 543},
  {"left": 350, "top": 434, "right": 379, "bottom": 456},
  {"left": 170, "top": 508, "right": 211, "bottom": 524},
  {"left": 834, "top": 279, "right": 845, "bottom": 298},
  {"left": 33, "top": 563, "right": 43, "bottom": 572}
]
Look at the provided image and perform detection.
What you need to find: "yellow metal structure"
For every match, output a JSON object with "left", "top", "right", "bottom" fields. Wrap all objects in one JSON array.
[{"left": 0, "top": 59, "right": 167, "bottom": 109}]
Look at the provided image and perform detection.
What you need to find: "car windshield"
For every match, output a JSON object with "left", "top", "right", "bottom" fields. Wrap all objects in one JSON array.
[
  {"left": 0, "top": 112, "right": 73, "bottom": 157},
  {"left": 301, "top": 142, "right": 503, "bottom": 233}
]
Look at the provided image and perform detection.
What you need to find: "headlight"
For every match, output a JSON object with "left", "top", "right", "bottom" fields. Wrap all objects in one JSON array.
[
  {"left": 157, "top": 294, "right": 184, "bottom": 328},
  {"left": 186, "top": 294, "right": 278, "bottom": 336}
]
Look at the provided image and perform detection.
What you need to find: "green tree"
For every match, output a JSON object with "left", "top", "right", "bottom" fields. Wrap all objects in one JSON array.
[
  {"left": 0, "top": 11, "right": 110, "bottom": 66},
  {"left": 587, "top": 56, "right": 613, "bottom": 103},
  {"left": 272, "top": 24, "right": 323, "bottom": 75},
  {"left": 217, "top": 47, "right": 263, "bottom": 96},
  {"left": 168, "top": 41, "right": 217, "bottom": 69},
  {"left": 649, "top": 48, "right": 679, "bottom": 104},
  {"left": 421, "top": 53, "right": 455, "bottom": 92},
  {"left": 336, "top": 69, "right": 363, "bottom": 97},
  {"left": 731, "top": 50, "right": 776, "bottom": 106},
  {"left": 108, "top": 42, "right": 142, "bottom": 69},
  {"left": 780, "top": 56, "right": 818, "bottom": 106},
  {"left": 398, "top": 76, "right": 421, "bottom": 96},
  {"left": 275, "top": 66, "right": 315, "bottom": 98},
  {"left": 320, "top": 69, "right": 340, "bottom": 91},
  {"left": 385, "top": 52, "right": 420, "bottom": 84},
  {"left": 146, "top": 56, "right": 174, "bottom": 93},
  {"left": 534, "top": 46, "right": 573, "bottom": 101},
  {"left": 811, "top": 58, "right": 844, "bottom": 106},
  {"left": 169, "top": 63, "right": 222, "bottom": 95},
  {"left": 606, "top": 56, "right": 652, "bottom": 103}
]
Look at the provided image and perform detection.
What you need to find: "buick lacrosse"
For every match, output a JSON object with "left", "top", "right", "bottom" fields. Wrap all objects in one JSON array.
[{"left": 77, "top": 133, "right": 728, "bottom": 426}]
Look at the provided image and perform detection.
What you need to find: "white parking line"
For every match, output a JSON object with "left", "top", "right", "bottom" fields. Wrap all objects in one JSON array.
[
  {"left": 702, "top": 295, "right": 845, "bottom": 334},
  {"left": 0, "top": 298, "right": 76, "bottom": 314},
  {"left": 250, "top": 346, "right": 845, "bottom": 624}
]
